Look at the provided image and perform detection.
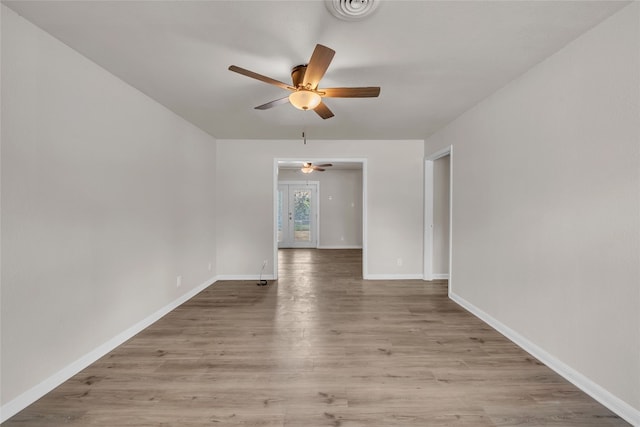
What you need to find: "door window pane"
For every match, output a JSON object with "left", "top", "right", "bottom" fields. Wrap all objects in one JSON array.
[{"left": 293, "top": 190, "right": 311, "bottom": 242}]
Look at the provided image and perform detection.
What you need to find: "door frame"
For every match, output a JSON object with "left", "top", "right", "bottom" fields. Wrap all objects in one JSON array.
[
  {"left": 277, "top": 181, "right": 319, "bottom": 248},
  {"left": 424, "top": 146, "right": 453, "bottom": 290},
  {"left": 273, "top": 158, "right": 368, "bottom": 280}
]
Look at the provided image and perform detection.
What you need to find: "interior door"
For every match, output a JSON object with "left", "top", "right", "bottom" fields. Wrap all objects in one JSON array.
[{"left": 278, "top": 183, "right": 318, "bottom": 248}]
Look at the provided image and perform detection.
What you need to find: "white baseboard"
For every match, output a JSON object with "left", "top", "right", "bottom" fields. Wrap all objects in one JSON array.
[
  {"left": 364, "top": 273, "right": 424, "bottom": 280},
  {"left": 316, "top": 245, "right": 363, "bottom": 249},
  {"left": 449, "top": 291, "right": 640, "bottom": 427},
  {"left": 432, "top": 273, "right": 450, "bottom": 280},
  {"left": 215, "top": 274, "right": 276, "bottom": 281},
  {"left": 0, "top": 275, "right": 218, "bottom": 423}
]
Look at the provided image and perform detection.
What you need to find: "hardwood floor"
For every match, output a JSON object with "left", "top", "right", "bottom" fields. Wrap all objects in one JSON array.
[{"left": 4, "top": 249, "right": 628, "bottom": 426}]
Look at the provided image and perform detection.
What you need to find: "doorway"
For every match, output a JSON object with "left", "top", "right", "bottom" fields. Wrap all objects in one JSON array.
[
  {"left": 273, "top": 158, "right": 368, "bottom": 280},
  {"left": 277, "top": 182, "right": 318, "bottom": 248},
  {"left": 424, "top": 146, "right": 453, "bottom": 284}
]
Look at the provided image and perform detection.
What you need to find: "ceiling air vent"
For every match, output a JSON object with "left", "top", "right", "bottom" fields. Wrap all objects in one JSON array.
[{"left": 325, "top": 0, "right": 380, "bottom": 21}]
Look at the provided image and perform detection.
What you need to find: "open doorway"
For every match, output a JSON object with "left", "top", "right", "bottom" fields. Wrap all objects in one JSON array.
[
  {"left": 273, "top": 159, "right": 367, "bottom": 279},
  {"left": 424, "top": 147, "right": 453, "bottom": 285},
  {"left": 432, "top": 155, "right": 450, "bottom": 279}
]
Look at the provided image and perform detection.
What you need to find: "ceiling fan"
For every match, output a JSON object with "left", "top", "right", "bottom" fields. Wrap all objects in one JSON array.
[
  {"left": 301, "top": 162, "right": 332, "bottom": 173},
  {"left": 228, "top": 44, "right": 380, "bottom": 119}
]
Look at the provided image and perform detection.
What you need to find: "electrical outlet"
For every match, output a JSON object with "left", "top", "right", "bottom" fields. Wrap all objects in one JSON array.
[
  {"left": 176, "top": 275, "right": 182, "bottom": 288},
  {"left": 396, "top": 258, "right": 403, "bottom": 266},
  {"left": 263, "top": 259, "right": 268, "bottom": 267}
]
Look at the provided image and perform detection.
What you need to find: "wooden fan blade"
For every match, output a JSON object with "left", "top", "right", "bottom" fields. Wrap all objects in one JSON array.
[
  {"left": 321, "top": 87, "right": 381, "bottom": 98},
  {"left": 229, "top": 65, "right": 293, "bottom": 90},
  {"left": 314, "top": 163, "right": 333, "bottom": 167},
  {"left": 302, "top": 44, "right": 335, "bottom": 89},
  {"left": 255, "top": 96, "right": 290, "bottom": 110},
  {"left": 313, "top": 101, "right": 334, "bottom": 120},
  {"left": 313, "top": 167, "right": 326, "bottom": 172}
]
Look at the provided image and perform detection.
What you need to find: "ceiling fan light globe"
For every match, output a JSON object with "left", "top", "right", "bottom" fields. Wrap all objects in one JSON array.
[{"left": 289, "top": 90, "right": 322, "bottom": 111}]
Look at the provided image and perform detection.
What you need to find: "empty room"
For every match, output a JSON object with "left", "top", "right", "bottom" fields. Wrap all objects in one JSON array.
[{"left": 1, "top": 1, "right": 638, "bottom": 426}]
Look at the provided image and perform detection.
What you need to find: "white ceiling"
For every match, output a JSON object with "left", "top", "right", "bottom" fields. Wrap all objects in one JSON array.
[{"left": 3, "top": 0, "right": 629, "bottom": 141}]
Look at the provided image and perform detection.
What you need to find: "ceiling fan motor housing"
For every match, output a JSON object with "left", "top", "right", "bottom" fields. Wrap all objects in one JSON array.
[{"left": 291, "top": 65, "right": 307, "bottom": 88}]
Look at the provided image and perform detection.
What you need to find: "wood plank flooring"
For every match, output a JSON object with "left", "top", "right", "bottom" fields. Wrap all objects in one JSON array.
[{"left": 3, "top": 249, "right": 629, "bottom": 426}]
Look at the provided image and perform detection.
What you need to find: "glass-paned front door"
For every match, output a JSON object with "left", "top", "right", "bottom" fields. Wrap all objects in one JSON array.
[{"left": 278, "top": 183, "right": 317, "bottom": 248}]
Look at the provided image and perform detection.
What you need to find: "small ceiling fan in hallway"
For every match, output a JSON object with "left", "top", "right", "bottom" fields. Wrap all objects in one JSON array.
[{"left": 301, "top": 162, "right": 332, "bottom": 173}]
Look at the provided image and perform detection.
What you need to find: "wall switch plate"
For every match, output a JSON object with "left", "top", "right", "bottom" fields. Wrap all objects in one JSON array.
[
  {"left": 176, "top": 275, "right": 182, "bottom": 288},
  {"left": 208, "top": 262, "right": 212, "bottom": 271}
]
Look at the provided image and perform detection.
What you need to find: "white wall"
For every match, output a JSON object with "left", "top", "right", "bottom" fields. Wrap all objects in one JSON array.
[
  {"left": 1, "top": 5, "right": 217, "bottom": 415},
  {"left": 433, "top": 155, "right": 450, "bottom": 277},
  {"left": 425, "top": 3, "right": 639, "bottom": 422},
  {"left": 216, "top": 140, "right": 424, "bottom": 279},
  {"left": 279, "top": 168, "right": 363, "bottom": 248}
]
